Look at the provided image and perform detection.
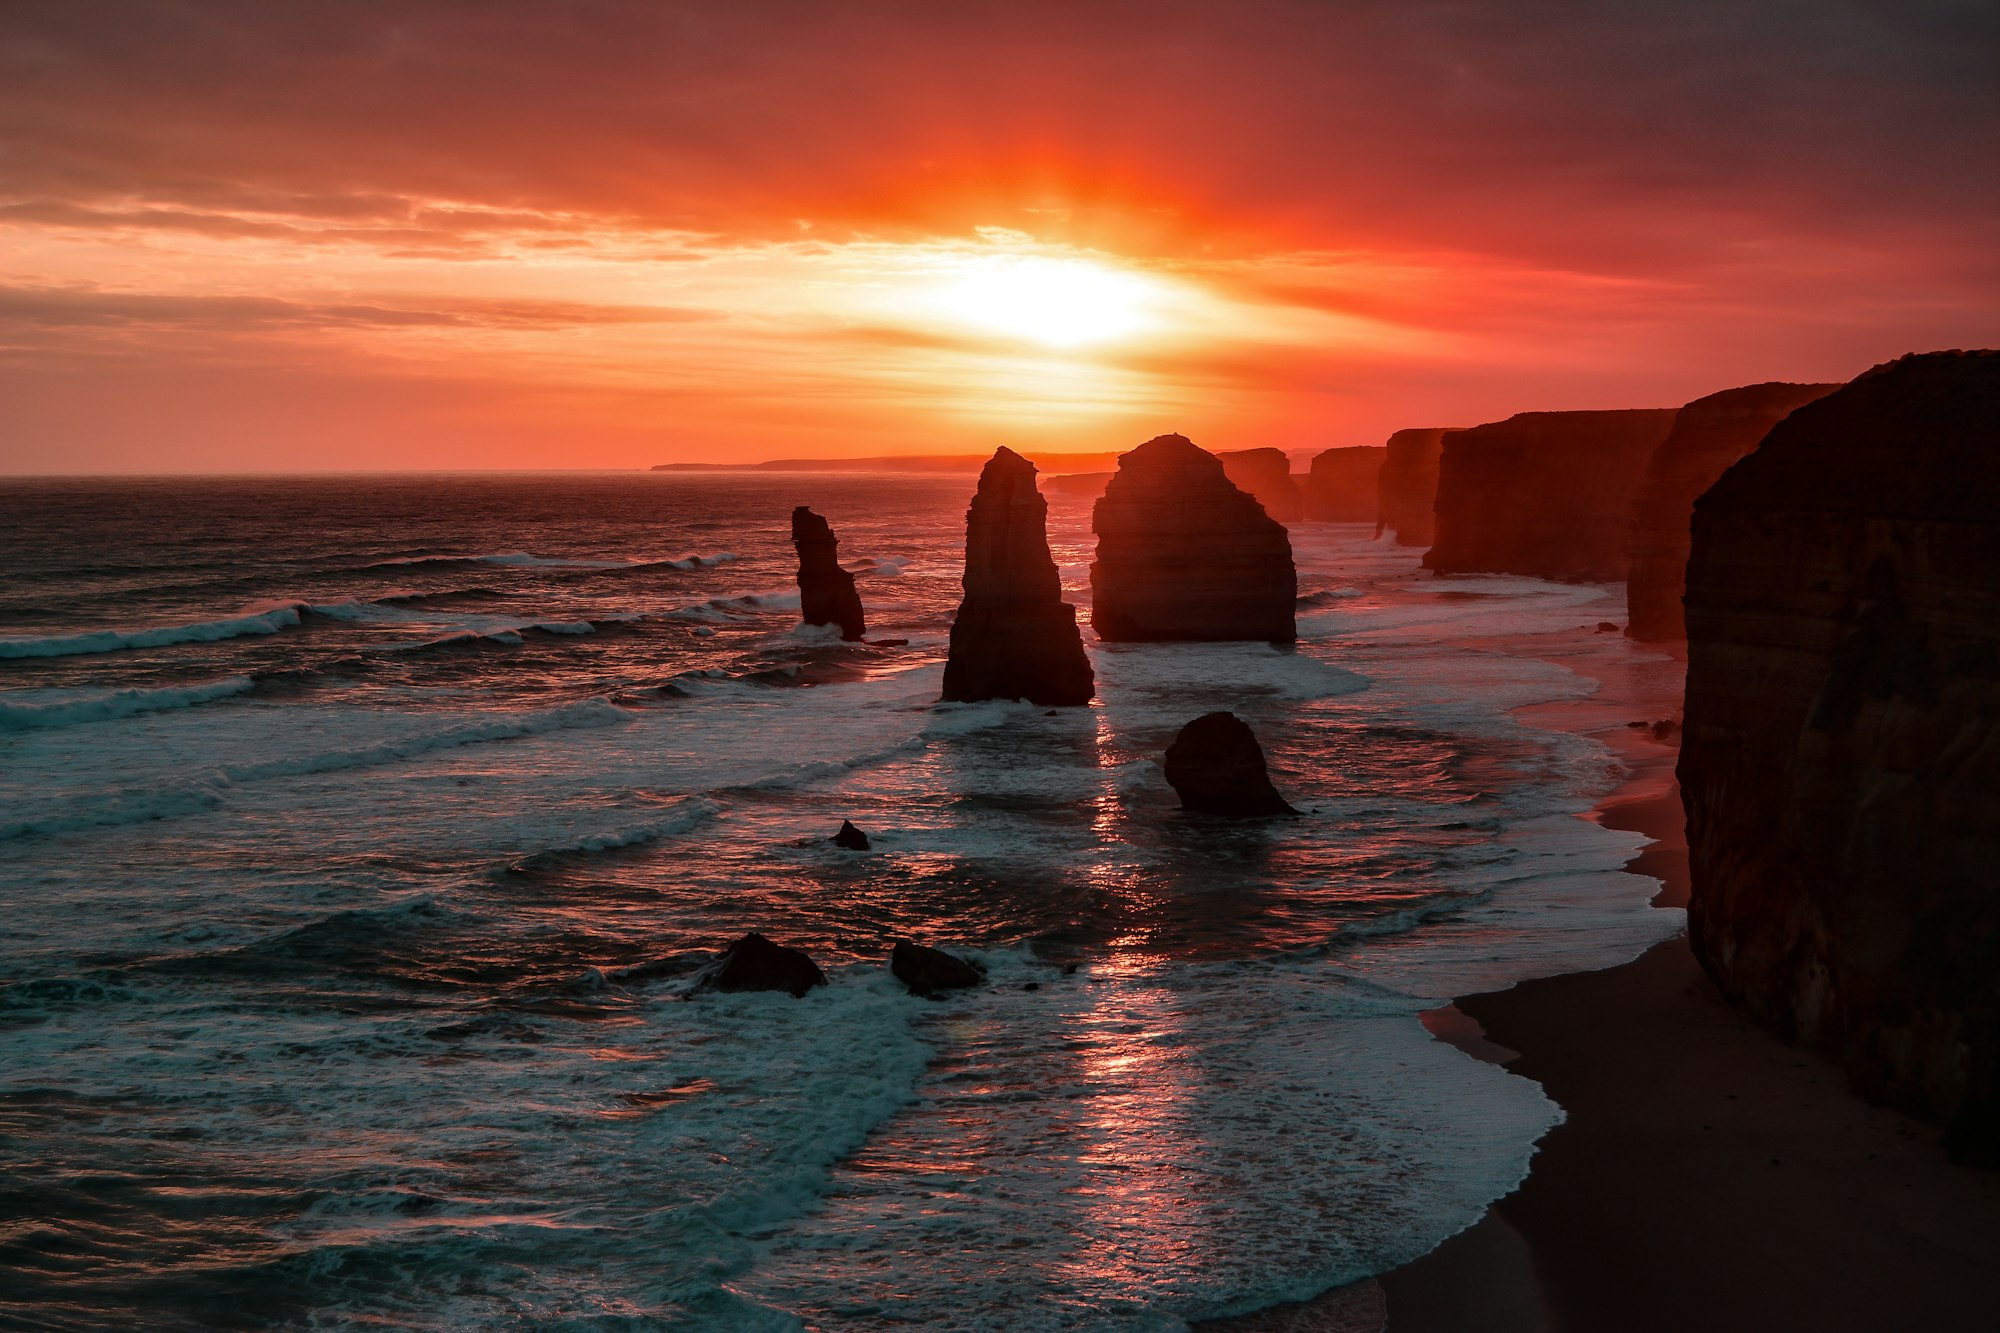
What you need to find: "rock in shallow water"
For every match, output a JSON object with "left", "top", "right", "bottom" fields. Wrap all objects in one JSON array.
[
  {"left": 831, "top": 820, "right": 870, "bottom": 850},
  {"left": 791, "top": 506, "right": 866, "bottom": 641},
  {"left": 889, "top": 941, "right": 986, "bottom": 997},
  {"left": 1163, "top": 711, "right": 1297, "bottom": 816},
  {"left": 689, "top": 932, "right": 827, "bottom": 998}
]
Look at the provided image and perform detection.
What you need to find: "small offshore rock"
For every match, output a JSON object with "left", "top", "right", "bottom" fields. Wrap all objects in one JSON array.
[
  {"left": 890, "top": 941, "right": 986, "bottom": 997},
  {"left": 832, "top": 820, "right": 871, "bottom": 850},
  {"left": 1163, "top": 712, "right": 1297, "bottom": 816},
  {"left": 688, "top": 932, "right": 826, "bottom": 998}
]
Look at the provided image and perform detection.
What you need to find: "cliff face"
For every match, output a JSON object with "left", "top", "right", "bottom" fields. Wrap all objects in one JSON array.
[
  {"left": 1216, "top": 448, "right": 1304, "bottom": 523},
  {"left": 1625, "top": 382, "right": 1842, "bottom": 642},
  {"left": 1091, "top": 434, "right": 1296, "bottom": 643},
  {"left": 940, "top": 448, "right": 1095, "bottom": 706},
  {"left": 1678, "top": 350, "right": 2000, "bottom": 1162},
  {"left": 1424, "top": 409, "right": 1678, "bottom": 582},
  {"left": 1301, "top": 445, "right": 1386, "bottom": 523},
  {"left": 1374, "top": 428, "right": 1451, "bottom": 546},
  {"left": 790, "top": 506, "right": 866, "bottom": 641}
]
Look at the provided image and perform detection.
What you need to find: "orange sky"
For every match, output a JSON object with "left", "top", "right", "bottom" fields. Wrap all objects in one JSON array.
[{"left": 2, "top": 0, "right": 1995, "bottom": 473}]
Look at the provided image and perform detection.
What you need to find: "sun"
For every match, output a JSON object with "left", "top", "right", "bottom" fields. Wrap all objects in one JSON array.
[{"left": 932, "top": 255, "right": 1162, "bottom": 348}]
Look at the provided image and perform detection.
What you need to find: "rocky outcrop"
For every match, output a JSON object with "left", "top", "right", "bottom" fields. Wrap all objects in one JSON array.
[
  {"left": 1624, "top": 382, "right": 1842, "bottom": 641},
  {"left": 790, "top": 506, "right": 865, "bottom": 640},
  {"left": 1374, "top": 428, "right": 1453, "bottom": 545},
  {"left": 1678, "top": 350, "right": 2000, "bottom": 1163},
  {"left": 1216, "top": 448, "right": 1304, "bottom": 523},
  {"left": 1301, "top": 445, "right": 1386, "bottom": 523},
  {"left": 1424, "top": 410, "right": 1678, "bottom": 581},
  {"left": 831, "top": 820, "right": 870, "bottom": 850},
  {"left": 890, "top": 941, "right": 986, "bottom": 997},
  {"left": 1091, "top": 435, "right": 1297, "bottom": 642},
  {"left": 689, "top": 932, "right": 827, "bottom": 998},
  {"left": 940, "top": 448, "right": 1095, "bottom": 706},
  {"left": 1162, "top": 712, "right": 1296, "bottom": 816}
]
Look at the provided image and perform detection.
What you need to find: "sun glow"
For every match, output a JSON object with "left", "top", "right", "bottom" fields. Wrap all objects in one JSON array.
[{"left": 932, "top": 255, "right": 1164, "bottom": 347}]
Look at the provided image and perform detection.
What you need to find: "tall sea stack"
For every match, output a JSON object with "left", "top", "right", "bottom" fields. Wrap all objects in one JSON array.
[
  {"left": 790, "top": 506, "right": 865, "bottom": 641},
  {"left": 1216, "top": 448, "right": 1305, "bottom": 523},
  {"left": 1301, "top": 445, "right": 1386, "bottom": 523},
  {"left": 1624, "top": 381, "right": 1841, "bottom": 641},
  {"left": 1424, "top": 409, "right": 1678, "bottom": 582},
  {"left": 1091, "top": 434, "right": 1296, "bottom": 643},
  {"left": 940, "top": 448, "right": 1094, "bottom": 706},
  {"left": 1374, "top": 428, "right": 1453, "bottom": 545},
  {"left": 1678, "top": 350, "right": 2000, "bottom": 1162}
]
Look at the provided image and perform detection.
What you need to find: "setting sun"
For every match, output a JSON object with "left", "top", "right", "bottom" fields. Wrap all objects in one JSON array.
[{"left": 932, "top": 256, "right": 1164, "bottom": 347}]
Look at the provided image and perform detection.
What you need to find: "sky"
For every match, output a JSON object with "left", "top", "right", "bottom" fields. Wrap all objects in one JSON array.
[{"left": 1, "top": 0, "right": 1994, "bottom": 472}]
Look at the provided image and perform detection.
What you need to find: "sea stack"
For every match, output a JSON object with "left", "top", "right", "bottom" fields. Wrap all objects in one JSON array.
[
  {"left": 1301, "top": 445, "right": 1387, "bottom": 523},
  {"left": 940, "top": 448, "right": 1094, "bottom": 706},
  {"left": 1424, "top": 409, "right": 1678, "bottom": 582},
  {"left": 1373, "top": 428, "right": 1453, "bottom": 545},
  {"left": 790, "top": 506, "right": 865, "bottom": 641},
  {"left": 1091, "top": 434, "right": 1297, "bottom": 642},
  {"left": 1162, "top": 712, "right": 1296, "bottom": 816},
  {"left": 1216, "top": 448, "right": 1305, "bottom": 523},
  {"left": 1678, "top": 349, "right": 2000, "bottom": 1163},
  {"left": 1624, "top": 381, "right": 1841, "bottom": 641}
]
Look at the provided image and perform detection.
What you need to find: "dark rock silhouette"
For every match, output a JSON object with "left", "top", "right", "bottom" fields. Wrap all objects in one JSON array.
[
  {"left": 831, "top": 820, "right": 870, "bottom": 850},
  {"left": 1302, "top": 445, "right": 1387, "bottom": 522},
  {"left": 790, "top": 506, "right": 865, "bottom": 641},
  {"left": 1678, "top": 349, "right": 2000, "bottom": 1164},
  {"left": 890, "top": 941, "right": 986, "bottom": 997},
  {"left": 1424, "top": 410, "right": 1678, "bottom": 582},
  {"left": 1625, "top": 381, "right": 1842, "bottom": 641},
  {"left": 689, "top": 931, "right": 827, "bottom": 998},
  {"left": 1216, "top": 448, "right": 1305, "bottom": 523},
  {"left": 1162, "top": 712, "right": 1296, "bottom": 816},
  {"left": 1374, "top": 428, "right": 1454, "bottom": 545},
  {"left": 1042, "top": 471, "right": 1113, "bottom": 499},
  {"left": 940, "top": 448, "right": 1095, "bottom": 706},
  {"left": 1092, "top": 434, "right": 1297, "bottom": 642}
]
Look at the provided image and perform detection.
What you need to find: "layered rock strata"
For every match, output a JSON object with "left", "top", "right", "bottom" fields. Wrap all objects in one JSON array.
[
  {"left": 1092, "top": 435, "right": 1297, "bottom": 642},
  {"left": 1424, "top": 409, "right": 1678, "bottom": 581},
  {"left": 1678, "top": 350, "right": 2000, "bottom": 1162},
  {"left": 1374, "top": 428, "right": 1452, "bottom": 545},
  {"left": 940, "top": 448, "right": 1095, "bottom": 706},
  {"left": 790, "top": 506, "right": 865, "bottom": 640},
  {"left": 1216, "top": 448, "right": 1305, "bottom": 523},
  {"left": 1162, "top": 712, "right": 1296, "bottom": 816},
  {"left": 1625, "top": 382, "right": 1841, "bottom": 641},
  {"left": 1301, "top": 445, "right": 1387, "bottom": 523}
]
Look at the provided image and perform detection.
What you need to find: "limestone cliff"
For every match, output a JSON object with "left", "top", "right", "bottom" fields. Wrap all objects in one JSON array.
[
  {"left": 1216, "top": 448, "right": 1304, "bottom": 524},
  {"left": 940, "top": 448, "right": 1094, "bottom": 706},
  {"left": 790, "top": 506, "right": 866, "bottom": 641},
  {"left": 1625, "top": 382, "right": 1841, "bottom": 641},
  {"left": 1091, "top": 434, "right": 1296, "bottom": 643},
  {"left": 1374, "top": 428, "right": 1453, "bottom": 546},
  {"left": 1424, "top": 410, "right": 1677, "bottom": 582},
  {"left": 1301, "top": 445, "right": 1386, "bottom": 523},
  {"left": 1678, "top": 350, "right": 2000, "bottom": 1162}
]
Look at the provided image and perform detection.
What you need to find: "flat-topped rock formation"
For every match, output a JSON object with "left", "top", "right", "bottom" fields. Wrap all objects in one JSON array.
[
  {"left": 1216, "top": 448, "right": 1305, "bottom": 523},
  {"left": 1625, "top": 382, "right": 1842, "bottom": 641},
  {"left": 1374, "top": 428, "right": 1453, "bottom": 545},
  {"left": 1162, "top": 712, "right": 1296, "bottom": 816},
  {"left": 940, "top": 448, "right": 1095, "bottom": 706},
  {"left": 790, "top": 506, "right": 866, "bottom": 641},
  {"left": 1092, "top": 434, "right": 1297, "bottom": 642},
  {"left": 1301, "top": 445, "right": 1386, "bottom": 523},
  {"left": 1424, "top": 409, "right": 1678, "bottom": 582},
  {"left": 1678, "top": 349, "right": 2000, "bottom": 1163}
]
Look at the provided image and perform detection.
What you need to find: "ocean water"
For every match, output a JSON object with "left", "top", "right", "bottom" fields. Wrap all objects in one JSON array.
[{"left": 0, "top": 473, "right": 1682, "bottom": 1331}]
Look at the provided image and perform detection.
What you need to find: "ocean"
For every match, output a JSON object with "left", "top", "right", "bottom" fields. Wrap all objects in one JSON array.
[{"left": 0, "top": 472, "right": 1682, "bottom": 1331}]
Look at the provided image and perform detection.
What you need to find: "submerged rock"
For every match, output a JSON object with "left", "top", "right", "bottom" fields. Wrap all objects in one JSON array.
[
  {"left": 1162, "top": 712, "right": 1296, "bottom": 816},
  {"left": 1302, "top": 445, "right": 1387, "bottom": 523},
  {"left": 890, "top": 941, "right": 986, "bottom": 997},
  {"left": 832, "top": 819, "right": 871, "bottom": 850},
  {"left": 1678, "top": 349, "right": 2000, "bottom": 1163},
  {"left": 688, "top": 932, "right": 827, "bottom": 998},
  {"left": 1625, "top": 381, "right": 1842, "bottom": 641},
  {"left": 940, "top": 448, "right": 1095, "bottom": 706},
  {"left": 1424, "top": 409, "right": 1678, "bottom": 582},
  {"left": 790, "top": 506, "right": 866, "bottom": 641},
  {"left": 1092, "top": 434, "right": 1297, "bottom": 642},
  {"left": 1374, "top": 428, "right": 1454, "bottom": 545},
  {"left": 1216, "top": 447, "right": 1305, "bottom": 523}
]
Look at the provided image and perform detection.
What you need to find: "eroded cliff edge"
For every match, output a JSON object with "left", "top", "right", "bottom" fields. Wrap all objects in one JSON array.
[
  {"left": 1374, "top": 428, "right": 1452, "bottom": 546},
  {"left": 1678, "top": 350, "right": 2000, "bottom": 1162}
]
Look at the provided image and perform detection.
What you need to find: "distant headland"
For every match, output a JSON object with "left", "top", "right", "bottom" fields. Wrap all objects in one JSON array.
[{"left": 653, "top": 453, "right": 1123, "bottom": 475}]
